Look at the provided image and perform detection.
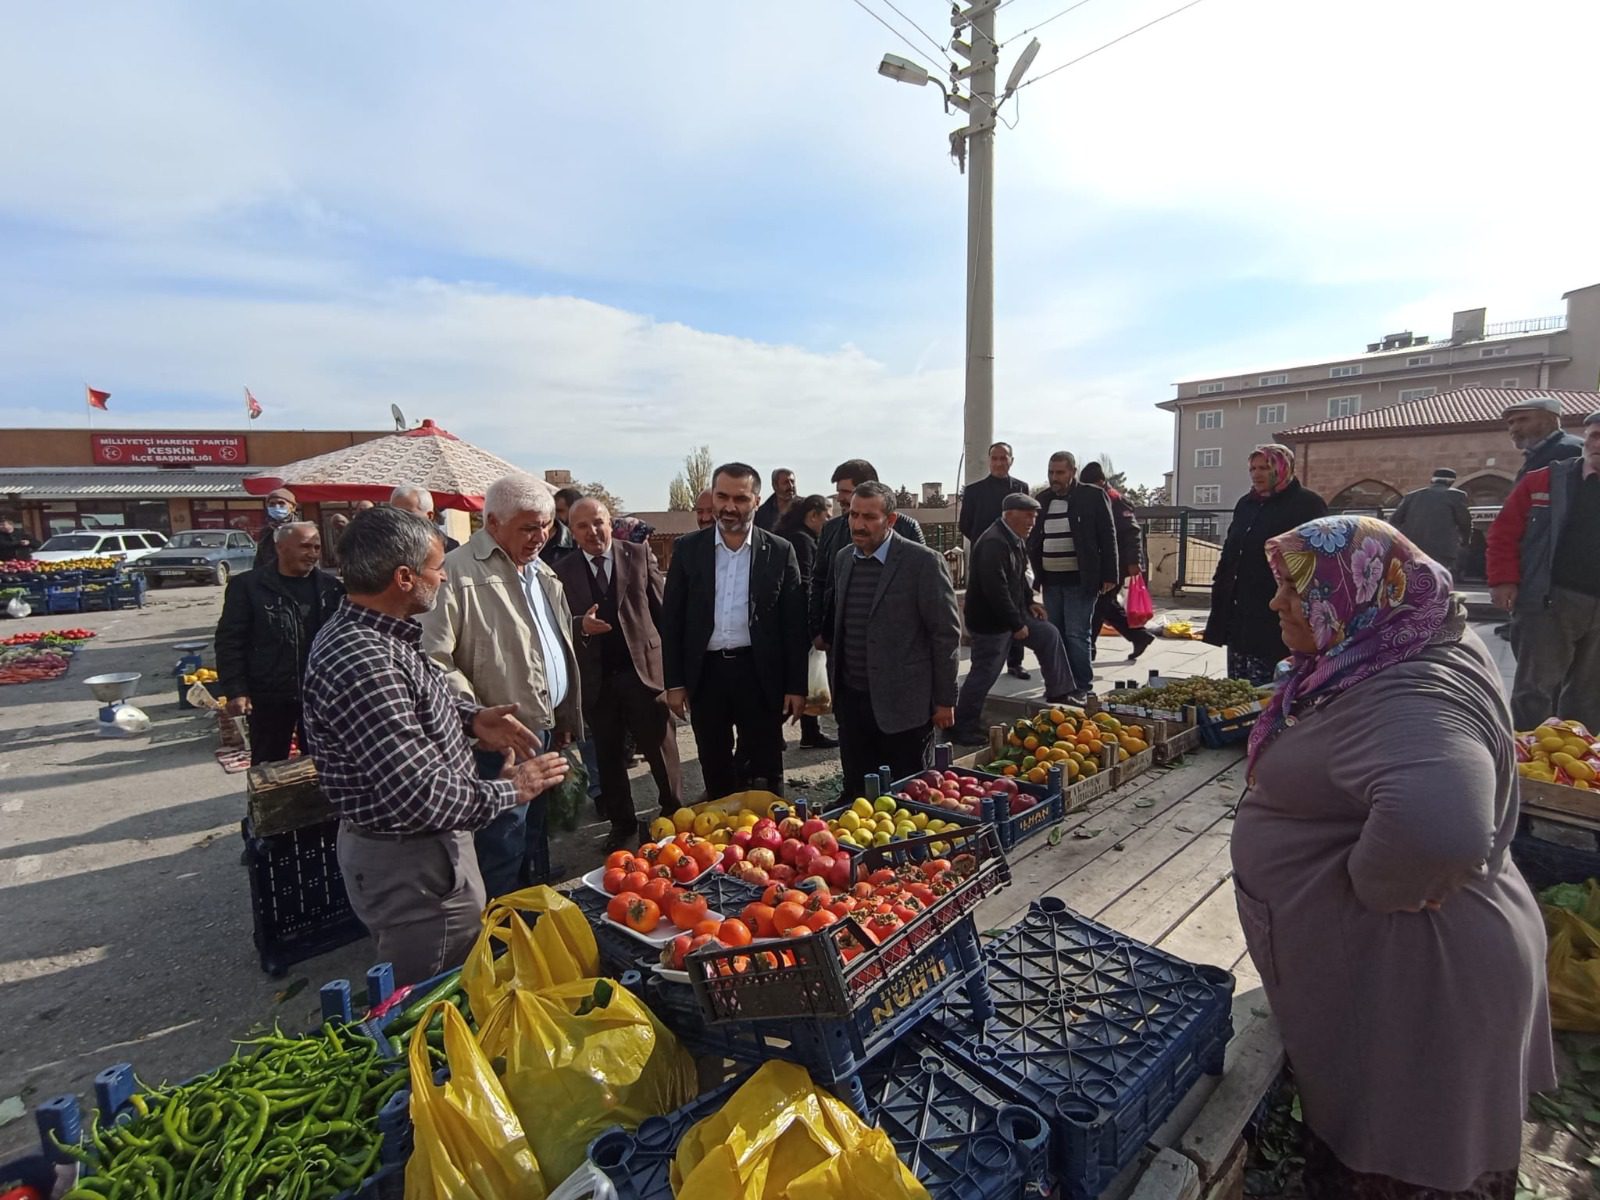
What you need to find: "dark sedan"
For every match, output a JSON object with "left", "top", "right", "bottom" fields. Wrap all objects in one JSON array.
[{"left": 140, "top": 529, "right": 258, "bottom": 587}]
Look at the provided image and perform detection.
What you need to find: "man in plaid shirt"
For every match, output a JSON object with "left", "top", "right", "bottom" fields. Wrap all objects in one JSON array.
[{"left": 303, "top": 507, "right": 568, "bottom": 984}]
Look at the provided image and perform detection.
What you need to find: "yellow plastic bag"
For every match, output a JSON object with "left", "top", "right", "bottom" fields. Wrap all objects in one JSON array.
[
  {"left": 672, "top": 1060, "right": 929, "bottom": 1200},
  {"left": 477, "top": 977, "right": 697, "bottom": 1188},
  {"left": 463, "top": 885, "right": 599, "bottom": 1025},
  {"left": 1542, "top": 882, "right": 1600, "bottom": 1031},
  {"left": 404, "top": 1002, "right": 547, "bottom": 1200}
]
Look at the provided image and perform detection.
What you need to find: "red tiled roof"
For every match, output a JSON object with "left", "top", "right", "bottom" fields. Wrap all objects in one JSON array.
[{"left": 1281, "top": 387, "right": 1599, "bottom": 438}]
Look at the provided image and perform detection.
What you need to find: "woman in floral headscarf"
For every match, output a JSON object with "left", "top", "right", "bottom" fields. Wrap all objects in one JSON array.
[
  {"left": 1203, "top": 444, "right": 1328, "bottom": 683},
  {"left": 1232, "top": 515, "right": 1553, "bottom": 1199}
]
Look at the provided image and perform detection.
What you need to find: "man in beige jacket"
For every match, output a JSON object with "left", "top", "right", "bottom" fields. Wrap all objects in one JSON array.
[{"left": 421, "top": 473, "right": 582, "bottom": 896}]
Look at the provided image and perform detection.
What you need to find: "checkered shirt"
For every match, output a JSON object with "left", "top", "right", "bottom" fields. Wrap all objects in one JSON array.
[{"left": 302, "top": 598, "right": 516, "bottom": 833}]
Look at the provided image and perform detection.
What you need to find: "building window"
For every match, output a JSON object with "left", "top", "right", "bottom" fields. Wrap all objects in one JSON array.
[
  {"left": 1193, "top": 485, "right": 1222, "bottom": 505},
  {"left": 1195, "top": 409, "right": 1224, "bottom": 430},
  {"left": 1195, "top": 448, "right": 1222, "bottom": 468},
  {"left": 1197, "top": 381, "right": 1225, "bottom": 395},
  {"left": 1258, "top": 373, "right": 1287, "bottom": 386},
  {"left": 1501, "top": 377, "right": 1520, "bottom": 387},
  {"left": 1257, "top": 403, "right": 1286, "bottom": 425},
  {"left": 1406, "top": 354, "right": 1434, "bottom": 367},
  {"left": 1397, "top": 387, "right": 1437, "bottom": 402},
  {"left": 1479, "top": 346, "right": 1509, "bottom": 357},
  {"left": 1329, "top": 364, "right": 1362, "bottom": 378},
  {"left": 1327, "top": 394, "right": 1362, "bottom": 418}
]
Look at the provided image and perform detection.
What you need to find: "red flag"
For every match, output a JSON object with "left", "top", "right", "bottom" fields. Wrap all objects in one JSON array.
[
  {"left": 85, "top": 386, "right": 110, "bottom": 410},
  {"left": 245, "top": 388, "right": 263, "bottom": 420}
]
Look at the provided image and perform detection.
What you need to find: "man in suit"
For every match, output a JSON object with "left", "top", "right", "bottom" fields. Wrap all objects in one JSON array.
[
  {"left": 662, "top": 462, "right": 808, "bottom": 799},
  {"left": 556, "top": 498, "right": 683, "bottom": 851},
  {"left": 754, "top": 467, "right": 798, "bottom": 531},
  {"left": 821, "top": 481, "right": 960, "bottom": 802},
  {"left": 808, "top": 458, "right": 926, "bottom": 649},
  {"left": 959, "top": 441, "right": 1031, "bottom": 680},
  {"left": 1391, "top": 467, "right": 1472, "bottom": 573}
]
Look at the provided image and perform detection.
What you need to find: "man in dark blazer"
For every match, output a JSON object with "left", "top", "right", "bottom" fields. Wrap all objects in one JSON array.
[
  {"left": 820, "top": 481, "right": 960, "bottom": 803},
  {"left": 808, "top": 457, "right": 926, "bottom": 647},
  {"left": 662, "top": 462, "right": 808, "bottom": 799},
  {"left": 557, "top": 498, "right": 683, "bottom": 851},
  {"left": 959, "top": 440, "right": 1032, "bottom": 681}
]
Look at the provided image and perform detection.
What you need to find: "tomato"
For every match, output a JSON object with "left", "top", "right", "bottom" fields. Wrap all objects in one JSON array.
[
  {"left": 662, "top": 934, "right": 693, "bottom": 971},
  {"left": 658, "top": 842, "right": 686, "bottom": 868},
  {"left": 687, "top": 842, "right": 718, "bottom": 871},
  {"left": 621, "top": 870, "right": 650, "bottom": 895},
  {"left": 806, "top": 909, "right": 838, "bottom": 932},
  {"left": 606, "top": 850, "right": 634, "bottom": 871},
  {"left": 740, "top": 902, "right": 777, "bottom": 938},
  {"left": 668, "top": 892, "right": 710, "bottom": 929},
  {"left": 921, "top": 858, "right": 952, "bottom": 879},
  {"left": 671, "top": 857, "right": 701, "bottom": 883},
  {"left": 607, "top": 891, "right": 641, "bottom": 923},
  {"left": 624, "top": 897, "right": 662, "bottom": 933},
  {"left": 641, "top": 877, "right": 676, "bottom": 907},
  {"left": 601, "top": 867, "right": 627, "bottom": 895},
  {"left": 717, "top": 918, "right": 753, "bottom": 947},
  {"left": 772, "top": 902, "right": 809, "bottom": 935}
]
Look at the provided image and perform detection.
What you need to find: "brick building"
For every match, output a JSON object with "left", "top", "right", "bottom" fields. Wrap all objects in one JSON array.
[{"left": 1280, "top": 386, "right": 1599, "bottom": 510}]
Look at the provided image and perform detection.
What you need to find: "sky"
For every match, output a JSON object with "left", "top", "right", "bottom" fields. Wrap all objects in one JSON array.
[{"left": 2, "top": 0, "right": 1597, "bottom": 510}]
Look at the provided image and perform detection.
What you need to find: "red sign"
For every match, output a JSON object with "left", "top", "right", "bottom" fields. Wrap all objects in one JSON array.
[{"left": 92, "top": 434, "right": 248, "bottom": 466}]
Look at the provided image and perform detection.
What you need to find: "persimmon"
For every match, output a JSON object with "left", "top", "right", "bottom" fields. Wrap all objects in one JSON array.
[
  {"left": 740, "top": 902, "right": 777, "bottom": 938},
  {"left": 601, "top": 867, "right": 627, "bottom": 894},
  {"left": 668, "top": 892, "right": 710, "bottom": 929},
  {"left": 624, "top": 897, "right": 661, "bottom": 933},
  {"left": 717, "top": 918, "right": 753, "bottom": 947},
  {"left": 621, "top": 870, "right": 650, "bottom": 894},
  {"left": 772, "top": 902, "right": 809, "bottom": 935},
  {"left": 641, "top": 877, "right": 676, "bottom": 907},
  {"left": 691, "top": 918, "right": 723, "bottom": 938},
  {"left": 607, "top": 891, "right": 641, "bottom": 923},
  {"left": 605, "top": 850, "right": 634, "bottom": 871}
]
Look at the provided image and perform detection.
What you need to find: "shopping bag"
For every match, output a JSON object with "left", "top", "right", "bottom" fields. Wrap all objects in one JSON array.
[
  {"left": 1540, "top": 880, "right": 1600, "bottom": 1032},
  {"left": 672, "top": 1060, "right": 929, "bottom": 1200},
  {"left": 404, "top": 1001, "right": 547, "bottom": 1200},
  {"left": 804, "top": 647, "right": 832, "bottom": 716},
  {"left": 463, "top": 886, "right": 599, "bottom": 1025},
  {"left": 1126, "top": 574, "right": 1154, "bottom": 628},
  {"left": 478, "top": 977, "right": 697, "bottom": 1188}
]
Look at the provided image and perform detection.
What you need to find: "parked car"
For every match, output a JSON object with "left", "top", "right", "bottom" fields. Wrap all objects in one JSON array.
[
  {"left": 32, "top": 529, "right": 169, "bottom": 565},
  {"left": 138, "top": 529, "right": 258, "bottom": 586}
]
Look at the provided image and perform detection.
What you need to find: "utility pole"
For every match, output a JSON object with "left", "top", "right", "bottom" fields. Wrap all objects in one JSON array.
[{"left": 953, "top": 1, "right": 998, "bottom": 491}]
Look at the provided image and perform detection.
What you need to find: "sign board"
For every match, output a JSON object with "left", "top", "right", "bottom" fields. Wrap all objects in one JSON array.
[{"left": 91, "top": 434, "right": 248, "bottom": 466}]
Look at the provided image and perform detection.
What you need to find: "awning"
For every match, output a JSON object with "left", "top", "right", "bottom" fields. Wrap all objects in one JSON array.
[{"left": 0, "top": 468, "right": 256, "bottom": 500}]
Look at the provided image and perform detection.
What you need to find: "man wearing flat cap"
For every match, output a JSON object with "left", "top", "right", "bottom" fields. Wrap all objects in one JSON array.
[
  {"left": 951, "top": 492, "right": 1076, "bottom": 745},
  {"left": 1392, "top": 467, "right": 1472, "bottom": 574},
  {"left": 1487, "top": 411, "right": 1600, "bottom": 732},
  {"left": 1504, "top": 394, "right": 1583, "bottom": 480}
]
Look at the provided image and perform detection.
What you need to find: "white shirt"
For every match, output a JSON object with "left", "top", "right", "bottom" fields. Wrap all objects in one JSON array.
[
  {"left": 708, "top": 525, "right": 753, "bottom": 650},
  {"left": 518, "top": 562, "right": 570, "bottom": 708}
]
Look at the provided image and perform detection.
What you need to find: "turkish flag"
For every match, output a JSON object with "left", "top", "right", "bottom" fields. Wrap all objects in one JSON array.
[
  {"left": 245, "top": 388, "right": 263, "bottom": 419},
  {"left": 86, "top": 386, "right": 110, "bottom": 410}
]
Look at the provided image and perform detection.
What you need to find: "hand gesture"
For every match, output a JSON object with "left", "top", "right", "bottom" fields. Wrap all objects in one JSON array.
[
  {"left": 472, "top": 703, "right": 540, "bottom": 760},
  {"left": 581, "top": 604, "right": 613, "bottom": 636},
  {"left": 511, "top": 752, "right": 570, "bottom": 803}
]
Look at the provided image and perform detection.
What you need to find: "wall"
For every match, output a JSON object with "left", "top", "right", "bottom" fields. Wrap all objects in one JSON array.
[
  {"left": 1293, "top": 428, "right": 1527, "bottom": 503},
  {"left": 0, "top": 428, "right": 388, "bottom": 469},
  {"left": 1556, "top": 283, "right": 1600, "bottom": 394}
]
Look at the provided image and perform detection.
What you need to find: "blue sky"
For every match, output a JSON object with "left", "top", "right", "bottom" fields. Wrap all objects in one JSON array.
[{"left": 2, "top": 0, "right": 1597, "bottom": 509}]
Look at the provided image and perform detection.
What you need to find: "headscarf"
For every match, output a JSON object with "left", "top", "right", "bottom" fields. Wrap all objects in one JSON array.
[
  {"left": 1246, "top": 515, "right": 1464, "bottom": 772},
  {"left": 1249, "top": 444, "right": 1296, "bottom": 496}
]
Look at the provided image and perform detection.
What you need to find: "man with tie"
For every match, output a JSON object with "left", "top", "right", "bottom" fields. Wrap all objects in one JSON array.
[
  {"left": 819, "top": 481, "right": 961, "bottom": 802},
  {"left": 661, "top": 462, "right": 808, "bottom": 799},
  {"left": 555, "top": 498, "right": 683, "bottom": 851}
]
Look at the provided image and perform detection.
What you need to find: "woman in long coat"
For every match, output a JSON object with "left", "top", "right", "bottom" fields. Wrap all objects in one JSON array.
[{"left": 1232, "top": 515, "right": 1554, "bottom": 1198}]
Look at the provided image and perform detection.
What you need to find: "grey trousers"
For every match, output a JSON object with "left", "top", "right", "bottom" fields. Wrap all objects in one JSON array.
[
  {"left": 1510, "top": 587, "right": 1600, "bottom": 733},
  {"left": 337, "top": 825, "right": 486, "bottom": 987},
  {"left": 955, "top": 619, "right": 1073, "bottom": 731}
]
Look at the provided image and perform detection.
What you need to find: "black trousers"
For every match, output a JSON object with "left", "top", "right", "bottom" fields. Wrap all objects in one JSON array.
[
  {"left": 833, "top": 677, "right": 932, "bottom": 804},
  {"left": 1007, "top": 640, "right": 1025, "bottom": 671},
  {"left": 249, "top": 699, "right": 302, "bottom": 766},
  {"left": 690, "top": 651, "right": 785, "bottom": 800},
  {"left": 591, "top": 665, "right": 683, "bottom": 832},
  {"left": 1091, "top": 590, "right": 1153, "bottom": 654}
]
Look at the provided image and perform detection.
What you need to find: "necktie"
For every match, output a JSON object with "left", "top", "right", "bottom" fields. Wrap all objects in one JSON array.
[{"left": 591, "top": 555, "right": 608, "bottom": 591}]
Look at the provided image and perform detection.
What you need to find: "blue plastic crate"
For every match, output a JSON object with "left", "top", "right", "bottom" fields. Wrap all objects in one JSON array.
[
  {"left": 241, "top": 816, "right": 366, "bottom": 976},
  {"left": 589, "top": 1074, "right": 751, "bottom": 1200},
  {"left": 45, "top": 585, "right": 83, "bottom": 614},
  {"left": 562, "top": 884, "right": 660, "bottom": 976},
  {"left": 929, "top": 897, "right": 1235, "bottom": 1200},
  {"left": 888, "top": 760, "right": 1063, "bottom": 853}
]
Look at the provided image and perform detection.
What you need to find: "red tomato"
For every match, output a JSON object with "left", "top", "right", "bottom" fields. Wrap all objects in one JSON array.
[
  {"left": 668, "top": 892, "right": 710, "bottom": 930},
  {"left": 607, "top": 891, "right": 641, "bottom": 923},
  {"left": 624, "top": 897, "right": 661, "bottom": 933},
  {"left": 601, "top": 867, "right": 627, "bottom": 895}
]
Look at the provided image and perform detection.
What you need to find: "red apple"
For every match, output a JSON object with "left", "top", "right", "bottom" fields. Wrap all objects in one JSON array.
[
  {"left": 1009, "top": 794, "right": 1036, "bottom": 816},
  {"left": 807, "top": 829, "right": 839, "bottom": 855},
  {"left": 747, "top": 847, "right": 776, "bottom": 871},
  {"left": 799, "top": 817, "right": 828, "bottom": 840},
  {"left": 920, "top": 770, "right": 942, "bottom": 786},
  {"left": 942, "top": 770, "right": 960, "bottom": 782},
  {"left": 904, "top": 779, "right": 930, "bottom": 802}
]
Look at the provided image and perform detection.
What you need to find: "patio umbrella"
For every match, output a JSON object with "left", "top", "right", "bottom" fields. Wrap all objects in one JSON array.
[{"left": 243, "top": 420, "right": 548, "bottom": 511}]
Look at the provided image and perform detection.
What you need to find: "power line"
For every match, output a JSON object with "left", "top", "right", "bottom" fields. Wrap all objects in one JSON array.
[
  {"left": 1012, "top": 0, "right": 1208, "bottom": 93},
  {"left": 846, "top": 0, "right": 950, "bottom": 73},
  {"left": 1007, "top": 0, "right": 1099, "bottom": 44},
  {"left": 879, "top": 0, "right": 950, "bottom": 56}
]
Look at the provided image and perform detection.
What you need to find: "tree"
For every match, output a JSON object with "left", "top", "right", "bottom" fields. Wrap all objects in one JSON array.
[
  {"left": 1095, "top": 453, "right": 1128, "bottom": 494},
  {"left": 894, "top": 485, "right": 917, "bottom": 509},
  {"left": 922, "top": 491, "right": 949, "bottom": 509},
  {"left": 578, "top": 480, "right": 626, "bottom": 515},
  {"left": 1123, "top": 483, "right": 1170, "bottom": 509},
  {"left": 667, "top": 445, "right": 714, "bottom": 510}
]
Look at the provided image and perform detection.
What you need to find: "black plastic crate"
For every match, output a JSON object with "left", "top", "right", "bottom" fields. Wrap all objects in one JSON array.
[
  {"left": 1511, "top": 823, "right": 1600, "bottom": 891},
  {"left": 240, "top": 817, "right": 365, "bottom": 976},
  {"left": 930, "top": 897, "right": 1235, "bottom": 1200}
]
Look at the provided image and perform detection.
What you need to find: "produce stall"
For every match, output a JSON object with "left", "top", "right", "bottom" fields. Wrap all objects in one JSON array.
[{"left": 1, "top": 558, "right": 146, "bottom": 615}]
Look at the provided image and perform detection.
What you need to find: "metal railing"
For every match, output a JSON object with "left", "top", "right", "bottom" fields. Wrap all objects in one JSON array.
[
  {"left": 1483, "top": 315, "right": 1566, "bottom": 337},
  {"left": 1135, "top": 506, "right": 1222, "bottom": 596}
]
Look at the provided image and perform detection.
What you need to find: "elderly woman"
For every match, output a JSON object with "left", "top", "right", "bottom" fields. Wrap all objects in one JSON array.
[
  {"left": 1232, "top": 515, "right": 1554, "bottom": 1198},
  {"left": 1204, "top": 444, "right": 1328, "bottom": 682}
]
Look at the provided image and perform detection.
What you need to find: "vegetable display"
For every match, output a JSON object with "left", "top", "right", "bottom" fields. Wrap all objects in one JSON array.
[
  {"left": 52, "top": 1026, "right": 405, "bottom": 1200},
  {"left": 0, "top": 558, "right": 122, "bottom": 575},
  {"left": 1105, "top": 676, "right": 1267, "bottom": 719}
]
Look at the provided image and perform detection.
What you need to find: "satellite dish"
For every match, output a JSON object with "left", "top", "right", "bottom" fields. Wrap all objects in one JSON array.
[{"left": 391, "top": 403, "right": 408, "bottom": 432}]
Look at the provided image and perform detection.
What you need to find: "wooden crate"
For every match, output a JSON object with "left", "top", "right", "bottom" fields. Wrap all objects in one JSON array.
[
  {"left": 1520, "top": 776, "right": 1600, "bottom": 826},
  {"left": 247, "top": 757, "right": 334, "bottom": 837}
]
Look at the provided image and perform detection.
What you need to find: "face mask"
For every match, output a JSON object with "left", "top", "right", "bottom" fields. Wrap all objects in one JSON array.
[{"left": 266, "top": 504, "right": 290, "bottom": 520}]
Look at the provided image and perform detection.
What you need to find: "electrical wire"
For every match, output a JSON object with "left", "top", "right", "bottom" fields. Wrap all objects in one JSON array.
[
  {"left": 1011, "top": 0, "right": 1208, "bottom": 92},
  {"left": 880, "top": 0, "right": 951, "bottom": 56},
  {"left": 846, "top": 0, "right": 950, "bottom": 73},
  {"left": 1006, "top": 0, "right": 1099, "bottom": 43}
]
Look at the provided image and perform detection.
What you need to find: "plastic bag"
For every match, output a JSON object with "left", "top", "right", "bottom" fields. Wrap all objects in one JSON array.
[
  {"left": 5, "top": 596, "right": 30, "bottom": 619},
  {"left": 404, "top": 1002, "right": 547, "bottom": 1200},
  {"left": 1126, "top": 574, "right": 1154, "bottom": 628},
  {"left": 1541, "top": 880, "right": 1600, "bottom": 1031},
  {"left": 544, "top": 748, "right": 589, "bottom": 831},
  {"left": 672, "top": 1060, "right": 929, "bottom": 1200},
  {"left": 804, "top": 648, "right": 832, "bottom": 716},
  {"left": 463, "top": 886, "right": 599, "bottom": 1025},
  {"left": 477, "top": 977, "right": 697, "bottom": 1188}
]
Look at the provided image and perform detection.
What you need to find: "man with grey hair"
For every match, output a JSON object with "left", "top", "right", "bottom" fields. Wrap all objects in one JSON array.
[
  {"left": 216, "top": 521, "right": 343, "bottom": 764},
  {"left": 1504, "top": 395, "right": 1583, "bottom": 480},
  {"left": 420, "top": 472, "right": 582, "bottom": 896},
  {"left": 390, "top": 483, "right": 459, "bottom": 552},
  {"left": 302, "top": 506, "right": 565, "bottom": 984}
]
